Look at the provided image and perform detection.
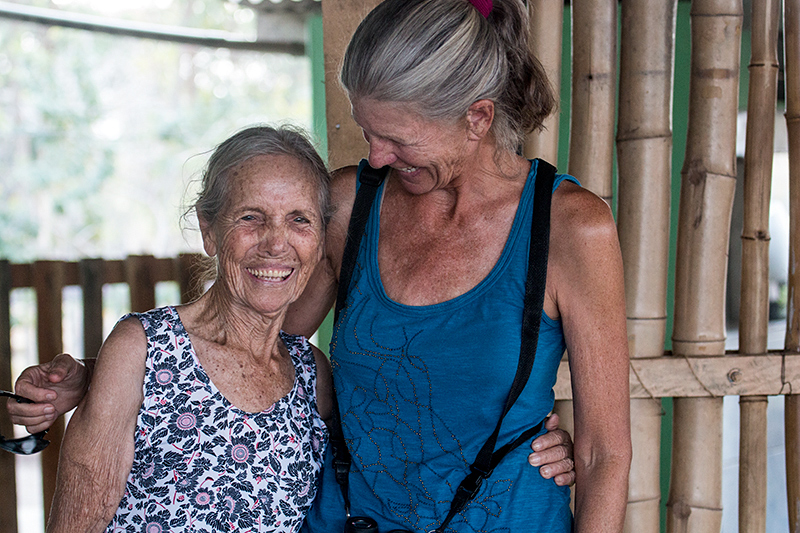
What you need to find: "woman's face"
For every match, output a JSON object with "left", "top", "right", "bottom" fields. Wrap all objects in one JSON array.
[
  {"left": 352, "top": 98, "right": 472, "bottom": 195},
  {"left": 202, "top": 154, "right": 324, "bottom": 318}
]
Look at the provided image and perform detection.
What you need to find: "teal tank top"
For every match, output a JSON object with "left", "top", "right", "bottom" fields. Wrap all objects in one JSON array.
[{"left": 303, "top": 160, "right": 577, "bottom": 533}]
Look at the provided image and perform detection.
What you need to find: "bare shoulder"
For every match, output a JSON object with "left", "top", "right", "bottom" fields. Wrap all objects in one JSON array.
[{"left": 550, "top": 180, "right": 617, "bottom": 243}]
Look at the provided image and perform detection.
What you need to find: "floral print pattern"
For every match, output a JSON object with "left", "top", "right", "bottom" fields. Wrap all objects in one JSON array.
[{"left": 105, "top": 306, "right": 328, "bottom": 533}]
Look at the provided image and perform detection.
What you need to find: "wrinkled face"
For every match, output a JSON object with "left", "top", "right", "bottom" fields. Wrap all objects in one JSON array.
[
  {"left": 201, "top": 154, "right": 324, "bottom": 318},
  {"left": 352, "top": 98, "right": 471, "bottom": 195}
]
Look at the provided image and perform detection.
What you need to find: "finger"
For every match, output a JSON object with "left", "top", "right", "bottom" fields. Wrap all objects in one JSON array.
[
  {"left": 552, "top": 470, "right": 577, "bottom": 487},
  {"left": 13, "top": 378, "right": 58, "bottom": 403},
  {"left": 6, "top": 402, "right": 57, "bottom": 432},
  {"left": 543, "top": 413, "right": 560, "bottom": 432},
  {"left": 528, "top": 443, "right": 570, "bottom": 466},
  {"left": 45, "top": 353, "right": 79, "bottom": 383},
  {"left": 537, "top": 457, "right": 575, "bottom": 480}
]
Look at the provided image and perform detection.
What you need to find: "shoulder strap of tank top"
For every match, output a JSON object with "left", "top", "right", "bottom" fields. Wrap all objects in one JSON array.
[{"left": 330, "top": 162, "right": 389, "bottom": 517}]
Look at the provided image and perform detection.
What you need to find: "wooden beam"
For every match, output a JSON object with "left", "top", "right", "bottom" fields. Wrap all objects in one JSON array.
[{"left": 554, "top": 352, "right": 800, "bottom": 399}]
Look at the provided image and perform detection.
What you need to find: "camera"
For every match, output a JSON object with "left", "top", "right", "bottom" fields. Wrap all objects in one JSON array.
[{"left": 344, "top": 516, "right": 412, "bottom": 533}]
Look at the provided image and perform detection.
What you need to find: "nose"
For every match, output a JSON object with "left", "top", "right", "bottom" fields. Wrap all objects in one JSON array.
[
  {"left": 258, "top": 223, "right": 289, "bottom": 255},
  {"left": 365, "top": 134, "right": 397, "bottom": 169}
]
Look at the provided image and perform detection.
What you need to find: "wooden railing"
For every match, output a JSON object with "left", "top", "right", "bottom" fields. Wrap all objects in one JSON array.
[{"left": 0, "top": 254, "right": 205, "bottom": 533}]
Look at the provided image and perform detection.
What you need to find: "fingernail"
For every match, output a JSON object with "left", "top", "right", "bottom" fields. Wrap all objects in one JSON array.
[
  {"left": 541, "top": 467, "right": 551, "bottom": 477},
  {"left": 44, "top": 406, "right": 54, "bottom": 414},
  {"left": 45, "top": 393, "right": 56, "bottom": 401},
  {"left": 529, "top": 454, "right": 541, "bottom": 466}
]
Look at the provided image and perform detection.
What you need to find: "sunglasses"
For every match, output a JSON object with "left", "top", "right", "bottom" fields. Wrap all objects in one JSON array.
[{"left": 0, "top": 390, "right": 50, "bottom": 455}]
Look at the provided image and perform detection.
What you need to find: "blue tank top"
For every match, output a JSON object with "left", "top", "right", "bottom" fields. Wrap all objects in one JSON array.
[{"left": 303, "top": 160, "right": 577, "bottom": 533}]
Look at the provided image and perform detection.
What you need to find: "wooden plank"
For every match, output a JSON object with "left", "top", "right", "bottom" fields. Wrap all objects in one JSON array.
[
  {"left": 321, "top": 0, "right": 378, "bottom": 169},
  {"left": 0, "top": 260, "right": 18, "bottom": 533},
  {"left": 125, "top": 255, "right": 157, "bottom": 313},
  {"left": 554, "top": 352, "right": 800, "bottom": 400},
  {"left": 176, "top": 253, "right": 206, "bottom": 304},
  {"left": 32, "top": 260, "right": 66, "bottom": 524},
  {"left": 79, "top": 258, "right": 105, "bottom": 360}
]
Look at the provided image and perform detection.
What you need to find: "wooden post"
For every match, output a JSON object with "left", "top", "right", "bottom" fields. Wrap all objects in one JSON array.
[
  {"left": 32, "top": 260, "right": 66, "bottom": 524},
  {"left": 783, "top": 0, "right": 800, "bottom": 531},
  {"left": 79, "top": 258, "right": 104, "bottom": 360},
  {"left": 567, "top": 0, "right": 617, "bottom": 202},
  {"left": 125, "top": 255, "right": 157, "bottom": 314},
  {"left": 321, "top": 0, "right": 377, "bottom": 169},
  {"left": 176, "top": 253, "right": 205, "bottom": 304},
  {"left": 0, "top": 260, "right": 18, "bottom": 533},
  {"left": 616, "top": 0, "right": 677, "bottom": 530},
  {"left": 668, "top": 1, "right": 742, "bottom": 532},
  {"left": 738, "top": 0, "right": 780, "bottom": 531},
  {"left": 524, "top": 0, "right": 563, "bottom": 164}
]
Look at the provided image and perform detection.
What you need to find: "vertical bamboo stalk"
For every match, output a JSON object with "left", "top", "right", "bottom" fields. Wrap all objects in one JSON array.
[
  {"left": 567, "top": 0, "right": 617, "bottom": 200},
  {"left": 668, "top": 1, "right": 742, "bottom": 532},
  {"left": 783, "top": 1, "right": 800, "bottom": 531},
  {"left": 524, "top": 0, "right": 563, "bottom": 164},
  {"left": 738, "top": 0, "right": 780, "bottom": 531},
  {"left": 616, "top": 1, "right": 677, "bottom": 531},
  {"left": 33, "top": 260, "right": 66, "bottom": 523},
  {"left": 0, "top": 260, "right": 18, "bottom": 533}
]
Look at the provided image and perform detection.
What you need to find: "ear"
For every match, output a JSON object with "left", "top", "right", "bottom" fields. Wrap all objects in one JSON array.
[
  {"left": 198, "top": 215, "right": 218, "bottom": 258},
  {"left": 466, "top": 99, "right": 495, "bottom": 140}
]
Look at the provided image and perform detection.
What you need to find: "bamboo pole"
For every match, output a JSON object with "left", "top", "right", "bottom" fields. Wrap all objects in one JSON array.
[
  {"left": 616, "top": 1, "right": 677, "bottom": 530},
  {"left": 524, "top": 0, "right": 563, "bottom": 164},
  {"left": 668, "top": 1, "right": 742, "bottom": 532},
  {"left": 0, "top": 260, "right": 18, "bottom": 533},
  {"left": 567, "top": 0, "right": 616, "bottom": 201},
  {"left": 783, "top": 0, "right": 800, "bottom": 530},
  {"left": 738, "top": 0, "right": 780, "bottom": 531}
]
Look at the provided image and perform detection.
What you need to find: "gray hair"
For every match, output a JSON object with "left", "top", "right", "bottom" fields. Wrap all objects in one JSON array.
[
  {"left": 340, "top": 0, "right": 555, "bottom": 153},
  {"left": 192, "top": 125, "right": 332, "bottom": 231}
]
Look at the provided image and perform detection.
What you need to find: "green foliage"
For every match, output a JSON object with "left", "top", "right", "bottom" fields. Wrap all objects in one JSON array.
[{"left": 0, "top": 0, "right": 312, "bottom": 262}]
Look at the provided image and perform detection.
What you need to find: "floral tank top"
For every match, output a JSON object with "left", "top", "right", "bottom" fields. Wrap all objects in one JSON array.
[{"left": 105, "top": 306, "right": 328, "bottom": 533}]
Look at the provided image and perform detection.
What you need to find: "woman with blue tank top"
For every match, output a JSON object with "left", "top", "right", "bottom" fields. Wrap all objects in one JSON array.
[
  {"left": 294, "top": 1, "right": 631, "bottom": 531},
  {"left": 8, "top": 0, "right": 628, "bottom": 531}
]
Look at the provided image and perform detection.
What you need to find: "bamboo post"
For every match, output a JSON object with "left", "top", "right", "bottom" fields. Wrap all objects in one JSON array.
[
  {"left": 125, "top": 255, "right": 157, "bottom": 313},
  {"left": 668, "top": 1, "right": 742, "bottom": 532},
  {"left": 616, "top": 0, "right": 677, "bottom": 530},
  {"left": 737, "top": 0, "right": 780, "bottom": 531},
  {"left": 79, "top": 258, "right": 104, "bottom": 360},
  {"left": 32, "top": 260, "right": 66, "bottom": 523},
  {"left": 524, "top": 0, "right": 563, "bottom": 164},
  {"left": 783, "top": 0, "right": 800, "bottom": 531},
  {"left": 0, "top": 260, "right": 17, "bottom": 533},
  {"left": 567, "top": 0, "right": 616, "bottom": 201}
]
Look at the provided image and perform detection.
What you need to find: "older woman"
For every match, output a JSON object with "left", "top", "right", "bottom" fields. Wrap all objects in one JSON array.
[{"left": 44, "top": 125, "right": 333, "bottom": 533}]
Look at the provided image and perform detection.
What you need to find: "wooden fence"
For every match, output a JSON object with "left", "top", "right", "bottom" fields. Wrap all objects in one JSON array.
[{"left": 0, "top": 254, "right": 206, "bottom": 533}]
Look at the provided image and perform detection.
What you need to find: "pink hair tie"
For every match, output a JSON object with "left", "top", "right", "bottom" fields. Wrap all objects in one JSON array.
[{"left": 468, "top": 0, "right": 493, "bottom": 18}]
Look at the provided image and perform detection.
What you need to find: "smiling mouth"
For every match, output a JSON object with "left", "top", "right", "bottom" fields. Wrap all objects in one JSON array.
[
  {"left": 246, "top": 267, "right": 293, "bottom": 281},
  {"left": 397, "top": 166, "right": 419, "bottom": 173}
]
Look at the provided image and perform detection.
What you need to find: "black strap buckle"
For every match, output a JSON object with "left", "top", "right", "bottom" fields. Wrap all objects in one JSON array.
[{"left": 359, "top": 164, "right": 390, "bottom": 187}]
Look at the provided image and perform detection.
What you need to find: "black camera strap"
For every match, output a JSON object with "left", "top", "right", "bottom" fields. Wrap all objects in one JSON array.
[{"left": 330, "top": 159, "right": 557, "bottom": 531}]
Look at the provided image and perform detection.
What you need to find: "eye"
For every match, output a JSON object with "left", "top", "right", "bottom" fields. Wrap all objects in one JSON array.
[
  {"left": 293, "top": 215, "right": 310, "bottom": 224},
  {"left": 240, "top": 214, "right": 257, "bottom": 222}
]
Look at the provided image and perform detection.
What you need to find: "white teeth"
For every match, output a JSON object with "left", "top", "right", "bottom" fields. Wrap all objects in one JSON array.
[
  {"left": 246, "top": 267, "right": 292, "bottom": 281},
  {"left": 398, "top": 166, "right": 418, "bottom": 173}
]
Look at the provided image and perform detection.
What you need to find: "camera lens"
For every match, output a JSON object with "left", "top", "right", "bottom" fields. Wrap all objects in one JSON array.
[{"left": 345, "top": 516, "right": 379, "bottom": 532}]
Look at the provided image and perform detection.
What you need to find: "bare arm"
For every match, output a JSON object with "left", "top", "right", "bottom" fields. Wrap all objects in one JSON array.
[
  {"left": 47, "top": 317, "right": 146, "bottom": 533},
  {"left": 549, "top": 183, "right": 631, "bottom": 532}
]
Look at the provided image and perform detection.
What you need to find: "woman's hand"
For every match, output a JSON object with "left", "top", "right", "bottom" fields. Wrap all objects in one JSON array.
[
  {"left": 528, "top": 413, "right": 576, "bottom": 486},
  {"left": 8, "top": 353, "right": 91, "bottom": 433}
]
